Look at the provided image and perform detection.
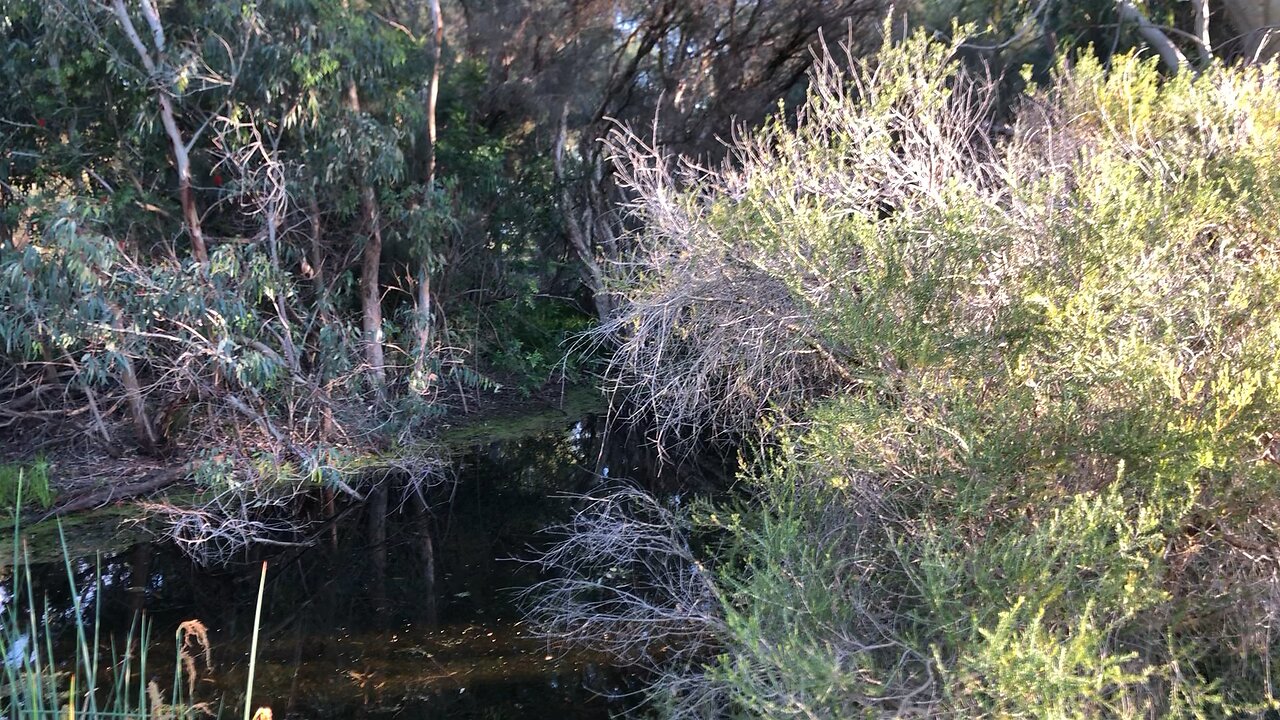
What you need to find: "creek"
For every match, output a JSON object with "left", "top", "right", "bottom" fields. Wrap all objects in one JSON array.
[{"left": 4, "top": 412, "right": 714, "bottom": 719}]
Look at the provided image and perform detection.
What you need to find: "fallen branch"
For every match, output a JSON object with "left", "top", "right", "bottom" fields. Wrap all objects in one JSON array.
[{"left": 41, "top": 462, "right": 195, "bottom": 520}]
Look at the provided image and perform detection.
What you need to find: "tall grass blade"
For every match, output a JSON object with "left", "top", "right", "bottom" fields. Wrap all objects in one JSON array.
[{"left": 243, "top": 561, "right": 268, "bottom": 720}]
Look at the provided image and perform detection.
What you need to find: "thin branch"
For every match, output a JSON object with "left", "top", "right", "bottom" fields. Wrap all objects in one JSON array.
[{"left": 109, "top": 0, "right": 158, "bottom": 73}]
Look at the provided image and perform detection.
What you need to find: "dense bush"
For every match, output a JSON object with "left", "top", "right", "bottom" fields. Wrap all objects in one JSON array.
[
  {"left": 0, "top": 0, "right": 570, "bottom": 531},
  {"left": 559, "top": 30, "right": 1280, "bottom": 718}
]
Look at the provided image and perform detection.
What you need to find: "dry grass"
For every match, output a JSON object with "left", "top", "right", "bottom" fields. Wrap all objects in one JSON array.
[{"left": 586, "top": 33, "right": 1001, "bottom": 453}]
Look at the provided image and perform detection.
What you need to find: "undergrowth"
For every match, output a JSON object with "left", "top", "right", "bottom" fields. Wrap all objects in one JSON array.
[
  {"left": 0, "top": 459, "right": 53, "bottom": 512},
  {"left": 1, "top": 475, "right": 269, "bottom": 718},
  {"left": 538, "top": 27, "right": 1280, "bottom": 720}
]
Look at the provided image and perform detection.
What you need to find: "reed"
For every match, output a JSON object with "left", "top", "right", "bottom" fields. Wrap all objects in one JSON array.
[
  {"left": 1, "top": 471, "right": 261, "bottom": 719},
  {"left": 241, "top": 562, "right": 267, "bottom": 720}
]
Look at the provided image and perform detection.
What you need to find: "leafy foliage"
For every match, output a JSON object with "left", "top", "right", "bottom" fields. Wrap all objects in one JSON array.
[
  {"left": 0, "top": 0, "right": 561, "bottom": 483},
  {"left": 575, "top": 29, "right": 1280, "bottom": 718}
]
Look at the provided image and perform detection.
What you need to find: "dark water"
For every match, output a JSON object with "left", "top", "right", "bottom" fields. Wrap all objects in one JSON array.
[{"left": 3, "top": 414, "right": 719, "bottom": 719}]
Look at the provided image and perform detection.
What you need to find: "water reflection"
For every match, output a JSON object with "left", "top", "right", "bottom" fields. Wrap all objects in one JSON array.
[{"left": 13, "top": 413, "right": 686, "bottom": 719}]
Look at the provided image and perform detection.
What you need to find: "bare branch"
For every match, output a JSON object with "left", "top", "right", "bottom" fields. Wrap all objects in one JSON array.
[
  {"left": 522, "top": 485, "right": 724, "bottom": 666},
  {"left": 138, "top": 0, "right": 167, "bottom": 56},
  {"left": 108, "top": 0, "right": 158, "bottom": 73}
]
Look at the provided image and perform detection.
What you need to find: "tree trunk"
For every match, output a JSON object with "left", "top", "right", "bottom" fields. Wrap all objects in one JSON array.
[
  {"left": 415, "top": 266, "right": 432, "bottom": 371},
  {"left": 1222, "top": 0, "right": 1280, "bottom": 61},
  {"left": 108, "top": 0, "right": 208, "bottom": 265},
  {"left": 111, "top": 313, "right": 159, "bottom": 452},
  {"left": 359, "top": 186, "right": 386, "bottom": 389},
  {"left": 1191, "top": 0, "right": 1212, "bottom": 65},
  {"left": 1116, "top": 1, "right": 1189, "bottom": 73},
  {"left": 267, "top": 204, "right": 300, "bottom": 373},
  {"left": 308, "top": 198, "right": 329, "bottom": 312},
  {"left": 554, "top": 103, "right": 612, "bottom": 321},
  {"left": 415, "top": 0, "right": 444, "bottom": 378},
  {"left": 425, "top": 0, "right": 443, "bottom": 187},
  {"left": 170, "top": 103, "right": 209, "bottom": 265},
  {"left": 308, "top": 199, "right": 336, "bottom": 440},
  {"left": 348, "top": 83, "right": 387, "bottom": 390}
]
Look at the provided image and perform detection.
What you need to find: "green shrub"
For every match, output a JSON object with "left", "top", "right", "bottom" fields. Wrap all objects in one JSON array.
[{"left": 591, "top": 27, "right": 1280, "bottom": 719}]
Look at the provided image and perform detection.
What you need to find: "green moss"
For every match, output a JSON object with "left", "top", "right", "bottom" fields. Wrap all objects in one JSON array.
[
  {"left": 6, "top": 387, "right": 607, "bottom": 559},
  {"left": 0, "top": 505, "right": 149, "bottom": 566},
  {"left": 433, "top": 384, "right": 606, "bottom": 449}
]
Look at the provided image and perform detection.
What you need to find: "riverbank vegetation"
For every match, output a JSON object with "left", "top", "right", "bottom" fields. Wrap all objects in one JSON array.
[
  {"left": 0, "top": 0, "right": 882, "bottom": 551},
  {"left": 3, "top": 504, "right": 234, "bottom": 719},
  {"left": 535, "top": 20, "right": 1280, "bottom": 720},
  {"left": 6, "top": 0, "right": 1280, "bottom": 717}
]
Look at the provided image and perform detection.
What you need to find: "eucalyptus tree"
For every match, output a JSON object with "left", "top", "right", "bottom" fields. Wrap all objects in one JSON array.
[
  {"left": 2, "top": 0, "right": 900, "bottom": 536},
  {"left": 0, "top": 0, "right": 481, "bottom": 532},
  {"left": 914, "top": 0, "right": 1277, "bottom": 75}
]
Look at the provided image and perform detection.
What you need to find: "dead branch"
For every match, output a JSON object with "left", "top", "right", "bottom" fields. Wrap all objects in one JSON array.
[
  {"left": 522, "top": 485, "right": 724, "bottom": 666},
  {"left": 41, "top": 462, "right": 194, "bottom": 519},
  {"left": 587, "top": 36, "right": 998, "bottom": 451}
]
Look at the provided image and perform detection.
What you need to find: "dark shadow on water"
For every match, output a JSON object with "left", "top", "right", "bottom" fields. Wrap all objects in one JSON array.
[{"left": 7, "top": 413, "right": 731, "bottom": 719}]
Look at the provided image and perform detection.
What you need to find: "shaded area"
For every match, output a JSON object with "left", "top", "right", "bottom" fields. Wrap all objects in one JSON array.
[{"left": 4, "top": 413, "right": 727, "bottom": 719}]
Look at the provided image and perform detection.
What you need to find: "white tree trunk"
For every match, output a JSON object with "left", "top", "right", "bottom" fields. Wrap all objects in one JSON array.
[
  {"left": 348, "top": 83, "right": 387, "bottom": 390},
  {"left": 415, "top": 0, "right": 444, "bottom": 377},
  {"left": 1117, "top": 1, "right": 1189, "bottom": 73},
  {"left": 108, "top": 0, "right": 209, "bottom": 265}
]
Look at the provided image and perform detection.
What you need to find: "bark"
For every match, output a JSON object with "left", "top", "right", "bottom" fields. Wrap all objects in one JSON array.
[
  {"left": 359, "top": 185, "right": 387, "bottom": 389},
  {"left": 109, "top": 0, "right": 209, "bottom": 265},
  {"left": 1221, "top": 0, "right": 1280, "bottom": 61},
  {"left": 307, "top": 198, "right": 329, "bottom": 307},
  {"left": 425, "top": 0, "right": 444, "bottom": 187},
  {"left": 322, "top": 487, "right": 338, "bottom": 549},
  {"left": 415, "top": 266, "right": 432, "bottom": 369},
  {"left": 42, "top": 463, "right": 193, "bottom": 520},
  {"left": 308, "top": 199, "right": 336, "bottom": 440},
  {"left": 1117, "top": 1, "right": 1189, "bottom": 73},
  {"left": 1191, "top": 0, "right": 1213, "bottom": 65},
  {"left": 267, "top": 207, "right": 300, "bottom": 373},
  {"left": 415, "top": 0, "right": 444, "bottom": 376},
  {"left": 348, "top": 83, "right": 387, "bottom": 390},
  {"left": 554, "top": 103, "right": 612, "bottom": 321},
  {"left": 83, "top": 382, "right": 114, "bottom": 447},
  {"left": 111, "top": 313, "right": 159, "bottom": 452}
]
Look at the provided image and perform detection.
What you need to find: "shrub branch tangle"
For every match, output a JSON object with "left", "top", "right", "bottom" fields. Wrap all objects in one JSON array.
[
  {"left": 547, "top": 31, "right": 1280, "bottom": 718},
  {"left": 593, "top": 35, "right": 1000, "bottom": 449}
]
